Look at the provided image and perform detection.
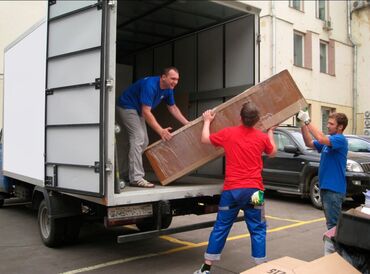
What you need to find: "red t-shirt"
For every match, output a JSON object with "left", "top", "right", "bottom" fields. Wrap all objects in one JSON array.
[{"left": 210, "top": 125, "right": 274, "bottom": 191}]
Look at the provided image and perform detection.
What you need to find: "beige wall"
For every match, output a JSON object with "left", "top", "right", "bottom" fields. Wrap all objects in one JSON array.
[
  {"left": 0, "top": 1, "right": 46, "bottom": 128},
  {"left": 352, "top": 8, "right": 370, "bottom": 134},
  {"left": 242, "top": 0, "right": 360, "bottom": 133}
]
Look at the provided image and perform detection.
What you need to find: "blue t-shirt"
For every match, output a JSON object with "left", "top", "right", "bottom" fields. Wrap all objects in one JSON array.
[
  {"left": 117, "top": 76, "right": 175, "bottom": 115},
  {"left": 313, "top": 134, "right": 348, "bottom": 194}
]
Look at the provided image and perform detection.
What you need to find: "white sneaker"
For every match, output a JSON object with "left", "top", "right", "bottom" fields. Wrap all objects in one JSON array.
[
  {"left": 130, "top": 178, "right": 155, "bottom": 188},
  {"left": 193, "top": 270, "right": 210, "bottom": 274}
]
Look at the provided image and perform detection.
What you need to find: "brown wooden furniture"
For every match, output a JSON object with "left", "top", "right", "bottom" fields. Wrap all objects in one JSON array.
[{"left": 145, "top": 70, "right": 307, "bottom": 185}]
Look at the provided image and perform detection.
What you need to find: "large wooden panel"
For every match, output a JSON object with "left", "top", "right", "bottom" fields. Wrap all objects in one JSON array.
[{"left": 145, "top": 70, "right": 307, "bottom": 185}]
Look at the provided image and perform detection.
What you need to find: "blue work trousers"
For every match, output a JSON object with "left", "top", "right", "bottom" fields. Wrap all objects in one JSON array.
[
  {"left": 205, "top": 188, "right": 266, "bottom": 262},
  {"left": 321, "top": 189, "right": 345, "bottom": 230}
]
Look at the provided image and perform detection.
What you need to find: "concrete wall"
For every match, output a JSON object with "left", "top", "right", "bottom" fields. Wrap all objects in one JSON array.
[{"left": 0, "top": 1, "right": 46, "bottom": 129}]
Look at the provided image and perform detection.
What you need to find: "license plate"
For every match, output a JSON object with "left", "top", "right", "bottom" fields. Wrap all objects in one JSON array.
[{"left": 108, "top": 204, "right": 153, "bottom": 219}]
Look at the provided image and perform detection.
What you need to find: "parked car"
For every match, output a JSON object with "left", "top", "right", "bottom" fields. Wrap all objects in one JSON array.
[
  {"left": 346, "top": 135, "right": 370, "bottom": 153},
  {"left": 262, "top": 126, "right": 370, "bottom": 209}
]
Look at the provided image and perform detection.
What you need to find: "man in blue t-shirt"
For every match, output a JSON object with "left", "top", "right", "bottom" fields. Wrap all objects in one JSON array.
[
  {"left": 298, "top": 110, "right": 348, "bottom": 229},
  {"left": 117, "top": 67, "right": 189, "bottom": 188}
]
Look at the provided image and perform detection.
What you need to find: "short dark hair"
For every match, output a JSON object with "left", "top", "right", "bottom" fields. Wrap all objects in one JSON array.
[
  {"left": 329, "top": 112, "right": 348, "bottom": 131},
  {"left": 162, "top": 66, "right": 179, "bottom": 76},
  {"left": 240, "top": 102, "right": 260, "bottom": 127}
]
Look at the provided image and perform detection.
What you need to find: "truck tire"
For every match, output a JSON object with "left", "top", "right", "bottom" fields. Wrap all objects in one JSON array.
[
  {"left": 0, "top": 198, "right": 4, "bottom": 208},
  {"left": 136, "top": 214, "right": 172, "bottom": 232},
  {"left": 38, "top": 200, "right": 65, "bottom": 247},
  {"left": 63, "top": 216, "right": 81, "bottom": 244},
  {"left": 136, "top": 201, "right": 172, "bottom": 231},
  {"left": 309, "top": 176, "right": 323, "bottom": 209}
]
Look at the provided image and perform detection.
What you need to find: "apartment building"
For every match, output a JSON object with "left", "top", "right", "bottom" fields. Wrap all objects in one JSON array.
[{"left": 242, "top": 0, "right": 369, "bottom": 134}]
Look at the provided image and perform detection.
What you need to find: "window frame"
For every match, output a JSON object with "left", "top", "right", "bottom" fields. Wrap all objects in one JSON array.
[
  {"left": 294, "top": 31, "right": 305, "bottom": 67},
  {"left": 316, "top": 0, "right": 326, "bottom": 21},
  {"left": 320, "top": 40, "right": 328, "bottom": 73},
  {"left": 289, "top": 0, "right": 304, "bottom": 11},
  {"left": 321, "top": 106, "right": 336, "bottom": 134}
]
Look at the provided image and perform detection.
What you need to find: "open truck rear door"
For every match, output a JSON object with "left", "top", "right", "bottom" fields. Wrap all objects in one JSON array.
[{"left": 45, "top": 1, "right": 108, "bottom": 196}]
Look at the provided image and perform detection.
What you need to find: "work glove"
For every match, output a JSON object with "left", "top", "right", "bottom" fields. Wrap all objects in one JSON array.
[
  {"left": 251, "top": 190, "right": 264, "bottom": 206},
  {"left": 295, "top": 114, "right": 304, "bottom": 127},
  {"left": 297, "top": 110, "right": 311, "bottom": 125}
]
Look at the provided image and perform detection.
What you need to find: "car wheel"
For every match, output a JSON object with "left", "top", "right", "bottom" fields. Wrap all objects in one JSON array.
[
  {"left": 352, "top": 195, "right": 365, "bottom": 204},
  {"left": 0, "top": 198, "right": 4, "bottom": 208},
  {"left": 309, "top": 176, "right": 323, "bottom": 209},
  {"left": 38, "top": 200, "right": 65, "bottom": 247}
]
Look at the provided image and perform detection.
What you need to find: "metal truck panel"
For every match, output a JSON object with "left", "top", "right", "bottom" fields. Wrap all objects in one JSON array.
[{"left": 3, "top": 20, "right": 47, "bottom": 185}]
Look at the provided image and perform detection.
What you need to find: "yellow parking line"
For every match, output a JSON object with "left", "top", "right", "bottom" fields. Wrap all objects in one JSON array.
[
  {"left": 159, "top": 235, "right": 197, "bottom": 247},
  {"left": 60, "top": 217, "right": 325, "bottom": 274},
  {"left": 265, "top": 215, "right": 303, "bottom": 223}
]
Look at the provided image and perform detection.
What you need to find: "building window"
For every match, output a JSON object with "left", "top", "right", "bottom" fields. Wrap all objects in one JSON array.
[
  {"left": 321, "top": 107, "right": 335, "bottom": 134},
  {"left": 316, "top": 0, "right": 326, "bottom": 20},
  {"left": 294, "top": 32, "right": 304, "bottom": 67},
  {"left": 290, "top": 0, "right": 303, "bottom": 11},
  {"left": 320, "top": 41, "right": 328, "bottom": 73}
]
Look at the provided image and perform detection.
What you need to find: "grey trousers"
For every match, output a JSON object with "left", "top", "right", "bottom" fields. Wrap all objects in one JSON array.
[{"left": 117, "top": 107, "right": 149, "bottom": 183}]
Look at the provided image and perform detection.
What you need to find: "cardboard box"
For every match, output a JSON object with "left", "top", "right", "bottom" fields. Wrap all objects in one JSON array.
[
  {"left": 145, "top": 70, "right": 307, "bottom": 185},
  {"left": 240, "top": 253, "right": 360, "bottom": 274},
  {"left": 240, "top": 256, "right": 308, "bottom": 274},
  {"left": 294, "top": 253, "right": 360, "bottom": 274},
  {"left": 335, "top": 207, "right": 370, "bottom": 250}
]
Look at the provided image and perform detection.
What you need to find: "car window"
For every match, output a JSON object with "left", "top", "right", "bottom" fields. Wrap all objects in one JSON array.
[
  {"left": 290, "top": 131, "right": 313, "bottom": 150},
  {"left": 274, "top": 132, "right": 295, "bottom": 151},
  {"left": 348, "top": 138, "right": 370, "bottom": 153}
]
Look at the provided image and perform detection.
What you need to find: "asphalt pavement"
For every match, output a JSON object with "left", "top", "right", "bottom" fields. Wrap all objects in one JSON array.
[{"left": 0, "top": 192, "right": 360, "bottom": 274}]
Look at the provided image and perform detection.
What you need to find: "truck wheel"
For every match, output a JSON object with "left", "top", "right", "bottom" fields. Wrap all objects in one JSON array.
[
  {"left": 0, "top": 198, "right": 4, "bottom": 208},
  {"left": 136, "top": 214, "right": 172, "bottom": 232},
  {"left": 309, "top": 176, "right": 322, "bottom": 209},
  {"left": 38, "top": 200, "right": 65, "bottom": 247},
  {"left": 64, "top": 216, "right": 81, "bottom": 244}
]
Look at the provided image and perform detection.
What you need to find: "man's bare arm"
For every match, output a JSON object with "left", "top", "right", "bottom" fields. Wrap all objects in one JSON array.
[
  {"left": 267, "top": 128, "right": 277, "bottom": 157},
  {"left": 167, "top": 104, "right": 190, "bottom": 126},
  {"left": 142, "top": 105, "right": 172, "bottom": 141},
  {"left": 305, "top": 123, "right": 331, "bottom": 146}
]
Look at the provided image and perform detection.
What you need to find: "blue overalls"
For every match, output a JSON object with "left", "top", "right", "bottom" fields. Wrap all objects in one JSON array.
[{"left": 204, "top": 188, "right": 266, "bottom": 263}]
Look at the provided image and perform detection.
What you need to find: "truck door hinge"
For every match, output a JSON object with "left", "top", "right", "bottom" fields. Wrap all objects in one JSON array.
[
  {"left": 94, "top": 162, "right": 100, "bottom": 173},
  {"left": 108, "top": 0, "right": 116, "bottom": 8},
  {"left": 97, "top": 0, "right": 103, "bottom": 10},
  {"left": 106, "top": 78, "right": 114, "bottom": 90},
  {"left": 257, "top": 34, "right": 261, "bottom": 44},
  {"left": 45, "top": 176, "right": 53, "bottom": 186},
  {"left": 105, "top": 161, "right": 113, "bottom": 172},
  {"left": 95, "top": 78, "right": 101, "bottom": 89}
]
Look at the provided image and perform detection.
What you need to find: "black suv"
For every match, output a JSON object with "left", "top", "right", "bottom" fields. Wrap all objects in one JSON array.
[{"left": 262, "top": 127, "right": 370, "bottom": 208}]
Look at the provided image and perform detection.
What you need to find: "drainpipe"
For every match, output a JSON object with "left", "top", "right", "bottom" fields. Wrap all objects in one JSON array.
[
  {"left": 271, "top": 0, "right": 276, "bottom": 75},
  {"left": 347, "top": 0, "right": 358, "bottom": 134}
]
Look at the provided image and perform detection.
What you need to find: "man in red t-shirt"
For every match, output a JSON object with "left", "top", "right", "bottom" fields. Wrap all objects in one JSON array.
[{"left": 194, "top": 102, "right": 277, "bottom": 274}]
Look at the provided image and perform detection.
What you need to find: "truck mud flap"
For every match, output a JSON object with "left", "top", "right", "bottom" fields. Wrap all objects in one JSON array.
[{"left": 117, "top": 216, "right": 244, "bottom": 244}]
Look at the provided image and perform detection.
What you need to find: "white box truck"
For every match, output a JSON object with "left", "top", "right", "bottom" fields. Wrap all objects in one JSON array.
[{"left": 2, "top": 0, "right": 260, "bottom": 247}]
